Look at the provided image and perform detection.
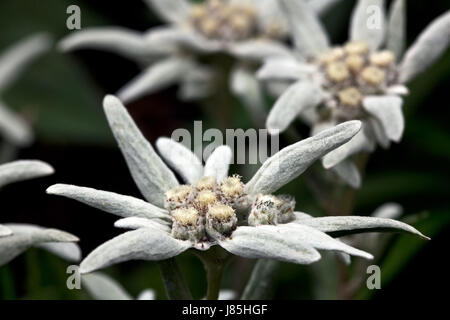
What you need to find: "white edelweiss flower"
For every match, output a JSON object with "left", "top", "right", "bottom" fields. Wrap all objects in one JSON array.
[
  {"left": 82, "top": 271, "right": 236, "bottom": 300},
  {"left": 0, "top": 33, "right": 51, "bottom": 147},
  {"left": 46, "top": 95, "right": 427, "bottom": 274},
  {"left": 260, "top": 0, "right": 450, "bottom": 187},
  {"left": 57, "top": 0, "right": 337, "bottom": 123},
  {"left": 0, "top": 160, "right": 81, "bottom": 266}
]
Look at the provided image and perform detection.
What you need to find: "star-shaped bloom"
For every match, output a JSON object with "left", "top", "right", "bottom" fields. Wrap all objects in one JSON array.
[
  {"left": 47, "top": 95, "right": 427, "bottom": 274},
  {"left": 0, "top": 160, "right": 80, "bottom": 266},
  {"left": 58, "top": 0, "right": 337, "bottom": 121},
  {"left": 259, "top": 0, "right": 450, "bottom": 187},
  {"left": 0, "top": 33, "right": 51, "bottom": 147}
]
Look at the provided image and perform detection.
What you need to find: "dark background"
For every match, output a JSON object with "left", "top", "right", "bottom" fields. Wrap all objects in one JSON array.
[{"left": 1, "top": 0, "right": 449, "bottom": 299}]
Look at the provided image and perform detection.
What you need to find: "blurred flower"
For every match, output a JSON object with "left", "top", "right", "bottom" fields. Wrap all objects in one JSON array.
[
  {"left": 82, "top": 271, "right": 236, "bottom": 300},
  {"left": 259, "top": 0, "right": 450, "bottom": 187},
  {"left": 0, "top": 34, "right": 51, "bottom": 148},
  {"left": 0, "top": 160, "right": 80, "bottom": 266},
  {"left": 47, "top": 95, "right": 427, "bottom": 274},
  {"left": 58, "top": 0, "right": 336, "bottom": 121}
]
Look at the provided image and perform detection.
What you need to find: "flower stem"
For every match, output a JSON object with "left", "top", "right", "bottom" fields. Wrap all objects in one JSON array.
[
  {"left": 241, "top": 259, "right": 280, "bottom": 300},
  {"left": 158, "top": 258, "right": 192, "bottom": 300}
]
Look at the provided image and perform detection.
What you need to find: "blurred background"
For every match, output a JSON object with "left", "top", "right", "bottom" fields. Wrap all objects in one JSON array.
[{"left": 0, "top": 0, "right": 449, "bottom": 300}]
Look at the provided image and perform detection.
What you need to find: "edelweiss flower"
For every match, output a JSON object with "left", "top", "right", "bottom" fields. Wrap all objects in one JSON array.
[
  {"left": 0, "top": 34, "right": 51, "bottom": 148},
  {"left": 58, "top": 0, "right": 335, "bottom": 119},
  {"left": 259, "top": 0, "right": 450, "bottom": 187},
  {"left": 0, "top": 160, "right": 80, "bottom": 266},
  {"left": 47, "top": 95, "right": 427, "bottom": 274}
]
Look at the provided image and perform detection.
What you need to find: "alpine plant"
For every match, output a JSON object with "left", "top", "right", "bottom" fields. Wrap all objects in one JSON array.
[
  {"left": 58, "top": 0, "right": 337, "bottom": 121},
  {"left": 46, "top": 95, "right": 428, "bottom": 274},
  {"left": 259, "top": 0, "right": 450, "bottom": 187},
  {"left": 0, "top": 160, "right": 80, "bottom": 266}
]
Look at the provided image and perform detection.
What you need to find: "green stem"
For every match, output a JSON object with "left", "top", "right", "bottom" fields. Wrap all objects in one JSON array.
[
  {"left": 194, "top": 246, "right": 230, "bottom": 300},
  {"left": 241, "top": 259, "right": 280, "bottom": 300},
  {"left": 158, "top": 258, "right": 192, "bottom": 300}
]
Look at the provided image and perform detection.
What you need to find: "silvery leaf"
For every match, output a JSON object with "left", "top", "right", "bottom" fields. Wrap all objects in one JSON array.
[
  {"left": 0, "top": 224, "right": 79, "bottom": 266},
  {"left": 203, "top": 146, "right": 232, "bottom": 182},
  {"left": 137, "top": 289, "right": 156, "bottom": 300},
  {"left": 367, "top": 117, "right": 390, "bottom": 148},
  {"left": 35, "top": 242, "right": 81, "bottom": 262},
  {"left": 279, "top": 0, "right": 330, "bottom": 57},
  {"left": 218, "top": 289, "right": 236, "bottom": 300},
  {"left": 332, "top": 159, "right": 361, "bottom": 188},
  {"left": 0, "top": 160, "right": 54, "bottom": 189},
  {"left": 0, "top": 100, "right": 33, "bottom": 146},
  {"left": 156, "top": 137, "right": 203, "bottom": 184},
  {"left": 80, "top": 228, "right": 190, "bottom": 274},
  {"left": 279, "top": 223, "right": 373, "bottom": 259},
  {"left": 117, "top": 57, "right": 193, "bottom": 103},
  {"left": 82, "top": 272, "right": 133, "bottom": 300},
  {"left": 114, "top": 217, "right": 171, "bottom": 233},
  {"left": 229, "top": 40, "right": 293, "bottom": 61},
  {"left": 143, "top": 0, "right": 190, "bottom": 23},
  {"left": 350, "top": 0, "right": 386, "bottom": 51},
  {"left": 399, "top": 11, "right": 450, "bottom": 83},
  {"left": 219, "top": 225, "right": 321, "bottom": 264},
  {"left": 46, "top": 184, "right": 170, "bottom": 220},
  {"left": 307, "top": 0, "right": 342, "bottom": 15},
  {"left": 178, "top": 64, "right": 214, "bottom": 101},
  {"left": 294, "top": 216, "right": 429, "bottom": 239},
  {"left": 59, "top": 28, "right": 159, "bottom": 61},
  {"left": 230, "top": 66, "right": 267, "bottom": 127},
  {"left": 322, "top": 126, "right": 375, "bottom": 169},
  {"left": 266, "top": 81, "right": 324, "bottom": 134},
  {"left": 246, "top": 120, "right": 362, "bottom": 195},
  {"left": 0, "top": 33, "right": 51, "bottom": 92},
  {"left": 386, "top": 84, "right": 409, "bottom": 96},
  {"left": 372, "top": 203, "right": 403, "bottom": 219},
  {"left": 386, "top": 0, "right": 406, "bottom": 58},
  {"left": 0, "top": 224, "right": 12, "bottom": 237},
  {"left": 257, "top": 58, "right": 315, "bottom": 81},
  {"left": 103, "top": 95, "right": 179, "bottom": 207},
  {"left": 363, "top": 95, "right": 404, "bottom": 142}
]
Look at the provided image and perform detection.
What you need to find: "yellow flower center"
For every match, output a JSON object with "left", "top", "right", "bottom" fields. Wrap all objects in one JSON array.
[
  {"left": 345, "top": 54, "right": 365, "bottom": 73},
  {"left": 172, "top": 208, "right": 199, "bottom": 226},
  {"left": 220, "top": 175, "right": 244, "bottom": 197},
  {"left": 370, "top": 50, "right": 395, "bottom": 67},
  {"left": 361, "top": 66, "right": 386, "bottom": 86},
  {"left": 344, "top": 41, "right": 369, "bottom": 55},
  {"left": 195, "top": 190, "right": 217, "bottom": 209},
  {"left": 195, "top": 176, "right": 217, "bottom": 191},
  {"left": 338, "top": 87, "right": 362, "bottom": 107},
  {"left": 208, "top": 203, "right": 235, "bottom": 221},
  {"left": 326, "top": 62, "right": 350, "bottom": 82}
]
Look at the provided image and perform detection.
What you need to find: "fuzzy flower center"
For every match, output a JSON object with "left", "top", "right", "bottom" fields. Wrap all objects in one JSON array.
[
  {"left": 248, "top": 194, "right": 296, "bottom": 226},
  {"left": 165, "top": 175, "right": 245, "bottom": 242},
  {"left": 315, "top": 41, "right": 398, "bottom": 120}
]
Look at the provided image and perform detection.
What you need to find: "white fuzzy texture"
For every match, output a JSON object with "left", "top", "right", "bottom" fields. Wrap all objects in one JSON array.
[
  {"left": 350, "top": 0, "right": 386, "bottom": 51},
  {"left": 82, "top": 272, "right": 133, "bottom": 300},
  {"left": 400, "top": 11, "right": 450, "bottom": 83},
  {"left": 246, "top": 121, "right": 362, "bottom": 195},
  {"left": 220, "top": 225, "right": 321, "bottom": 264},
  {"left": 117, "top": 57, "right": 193, "bottom": 103},
  {"left": 103, "top": 95, "right": 179, "bottom": 207},
  {"left": 79, "top": 228, "right": 190, "bottom": 274},
  {"left": 266, "top": 81, "right": 323, "bottom": 134},
  {"left": 322, "top": 127, "right": 375, "bottom": 169},
  {"left": 279, "top": 0, "right": 329, "bottom": 57},
  {"left": 204, "top": 146, "right": 233, "bottom": 182},
  {"left": 229, "top": 40, "right": 293, "bottom": 61},
  {"left": 372, "top": 203, "right": 403, "bottom": 219},
  {"left": 257, "top": 58, "right": 314, "bottom": 81},
  {"left": 0, "top": 224, "right": 79, "bottom": 266},
  {"left": 332, "top": 160, "right": 361, "bottom": 189},
  {"left": 143, "top": 0, "right": 191, "bottom": 23},
  {"left": 0, "top": 160, "right": 54, "bottom": 188},
  {"left": 294, "top": 216, "right": 429, "bottom": 240},
  {"left": 156, "top": 137, "right": 204, "bottom": 184},
  {"left": 0, "top": 100, "right": 33, "bottom": 146},
  {"left": 386, "top": 0, "right": 406, "bottom": 58},
  {"left": 0, "top": 33, "right": 51, "bottom": 92},
  {"left": 114, "top": 217, "right": 171, "bottom": 233},
  {"left": 47, "top": 184, "right": 170, "bottom": 221},
  {"left": 0, "top": 224, "right": 12, "bottom": 237},
  {"left": 363, "top": 95, "right": 404, "bottom": 142},
  {"left": 58, "top": 27, "right": 160, "bottom": 61}
]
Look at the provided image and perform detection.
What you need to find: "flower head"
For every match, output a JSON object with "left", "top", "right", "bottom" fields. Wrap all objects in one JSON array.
[
  {"left": 260, "top": 0, "right": 450, "bottom": 187},
  {"left": 47, "top": 95, "right": 428, "bottom": 274}
]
